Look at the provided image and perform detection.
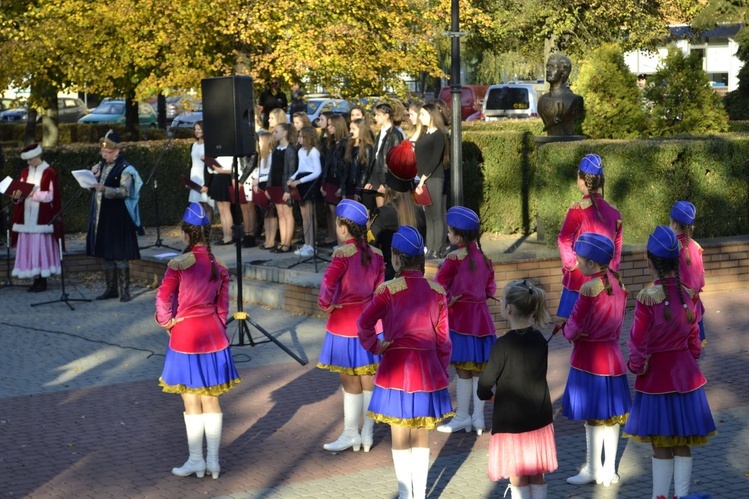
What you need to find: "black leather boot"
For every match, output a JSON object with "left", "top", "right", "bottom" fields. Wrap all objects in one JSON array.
[
  {"left": 242, "top": 234, "right": 257, "bottom": 248},
  {"left": 27, "top": 277, "right": 41, "bottom": 292},
  {"left": 117, "top": 265, "right": 131, "bottom": 303},
  {"left": 96, "top": 264, "right": 118, "bottom": 300},
  {"left": 34, "top": 277, "right": 47, "bottom": 292}
]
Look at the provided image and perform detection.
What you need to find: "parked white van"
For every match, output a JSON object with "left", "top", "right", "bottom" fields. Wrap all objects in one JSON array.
[{"left": 482, "top": 83, "right": 545, "bottom": 120}]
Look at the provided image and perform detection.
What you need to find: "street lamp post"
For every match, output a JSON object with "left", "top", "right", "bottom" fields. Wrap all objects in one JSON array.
[{"left": 447, "top": 0, "right": 466, "bottom": 206}]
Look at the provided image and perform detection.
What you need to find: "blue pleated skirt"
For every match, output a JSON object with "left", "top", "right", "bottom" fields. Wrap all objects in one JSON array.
[
  {"left": 623, "top": 389, "right": 717, "bottom": 447},
  {"left": 561, "top": 368, "right": 631, "bottom": 423},
  {"left": 316, "top": 331, "right": 381, "bottom": 376},
  {"left": 368, "top": 386, "right": 454, "bottom": 429},
  {"left": 556, "top": 288, "right": 579, "bottom": 318},
  {"left": 698, "top": 319, "right": 705, "bottom": 343},
  {"left": 449, "top": 330, "right": 496, "bottom": 371},
  {"left": 159, "top": 346, "right": 240, "bottom": 396}
]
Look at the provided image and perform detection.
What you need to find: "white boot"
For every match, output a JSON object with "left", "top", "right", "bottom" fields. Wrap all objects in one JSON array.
[
  {"left": 391, "top": 448, "right": 413, "bottom": 499},
  {"left": 411, "top": 447, "right": 430, "bottom": 499},
  {"left": 172, "top": 413, "right": 206, "bottom": 477},
  {"left": 673, "top": 455, "right": 693, "bottom": 497},
  {"left": 509, "top": 484, "right": 532, "bottom": 498},
  {"left": 567, "top": 423, "right": 602, "bottom": 484},
  {"left": 361, "top": 390, "right": 375, "bottom": 452},
  {"left": 203, "top": 412, "right": 223, "bottom": 479},
  {"left": 529, "top": 483, "right": 547, "bottom": 499},
  {"left": 651, "top": 457, "right": 674, "bottom": 499},
  {"left": 323, "top": 390, "right": 363, "bottom": 452},
  {"left": 471, "top": 376, "right": 486, "bottom": 435},
  {"left": 600, "top": 424, "right": 621, "bottom": 486},
  {"left": 437, "top": 378, "right": 472, "bottom": 433}
]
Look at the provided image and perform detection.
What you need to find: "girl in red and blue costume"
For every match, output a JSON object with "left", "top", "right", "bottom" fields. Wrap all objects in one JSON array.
[
  {"left": 358, "top": 225, "right": 453, "bottom": 499},
  {"left": 623, "top": 226, "right": 716, "bottom": 499},
  {"left": 155, "top": 203, "right": 240, "bottom": 480},
  {"left": 561, "top": 232, "right": 631, "bottom": 488},
  {"left": 435, "top": 206, "right": 496, "bottom": 436},
  {"left": 669, "top": 200, "right": 707, "bottom": 346},
  {"left": 317, "top": 199, "right": 385, "bottom": 453},
  {"left": 557, "top": 154, "right": 622, "bottom": 318}
]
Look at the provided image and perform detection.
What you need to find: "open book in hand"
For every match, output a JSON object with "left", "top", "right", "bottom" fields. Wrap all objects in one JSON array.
[
  {"left": 71, "top": 169, "right": 99, "bottom": 189},
  {"left": 0, "top": 176, "right": 35, "bottom": 198}
]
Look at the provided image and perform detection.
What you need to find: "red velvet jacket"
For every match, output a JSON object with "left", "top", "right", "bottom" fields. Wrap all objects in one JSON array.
[
  {"left": 358, "top": 270, "right": 451, "bottom": 392},
  {"left": 677, "top": 234, "right": 705, "bottom": 322},
  {"left": 11, "top": 163, "right": 63, "bottom": 247},
  {"left": 155, "top": 247, "right": 230, "bottom": 354},
  {"left": 627, "top": 278, "right": 705, "bottom": 394},
  {"left": 557, "top": 193, "right": 622, "bottom": 292},
  {"left": 318, "top": 240, "right": 385, "bottom": 337},
  {"left": 434, "top": 243, "right": 496, "bottom": 337},
  {"left": 562, "top": 273, "right": 627, "bottom": 376}
]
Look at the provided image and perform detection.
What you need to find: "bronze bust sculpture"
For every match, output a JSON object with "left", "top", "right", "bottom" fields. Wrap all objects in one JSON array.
[{"left": 538, "top": 54, "right": 584, "bottom": 136}]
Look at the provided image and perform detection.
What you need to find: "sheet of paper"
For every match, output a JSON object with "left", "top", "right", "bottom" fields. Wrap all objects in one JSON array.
[
  {"left": 0, "top": 176, "right": 12, "bottom": 195},
  {"left": 71, "top": 169, "right": 98, "bottom": 189},
  {"left": 153, "top": 252, "right": 180, "bottom": 259}
]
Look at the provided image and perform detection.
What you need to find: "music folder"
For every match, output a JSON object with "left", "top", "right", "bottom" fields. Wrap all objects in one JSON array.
[
  {"left": 0, "top": 176, "right": 35, "bottom": 198},
  {"left": 180, "top": 175, "right": 203, "bottom": 192}
]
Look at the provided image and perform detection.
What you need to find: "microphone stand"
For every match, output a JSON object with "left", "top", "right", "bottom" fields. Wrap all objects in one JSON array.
[
  {"left": 139, "top": 137, "right": 180, "bottom": 251},
  {"left": 31, "top": 188, "right": 92, "bottom": 310},
  {"left": 226, "top": 156, "right": 306, "bottom": 365},
  {"left": 0, "top": 199, "right": 14, "bottom": 289}
]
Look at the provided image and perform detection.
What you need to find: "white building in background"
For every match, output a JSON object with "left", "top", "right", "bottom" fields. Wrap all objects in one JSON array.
[{"left": 624, "top": 24, "right": 744, "bottom": 93}]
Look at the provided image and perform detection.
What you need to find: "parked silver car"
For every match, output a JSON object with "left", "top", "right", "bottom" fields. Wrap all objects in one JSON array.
[{"left": 0, "top": 97, "right": 88, "bottom": 123}]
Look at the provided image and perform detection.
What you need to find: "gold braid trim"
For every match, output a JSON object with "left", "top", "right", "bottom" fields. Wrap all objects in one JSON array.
[
  {"left": 637, "top": 285, "right": 666, "bottom": 305},
  {"left": 315, "top": 362, "right": 379, "bottom": 376},
  {"left": 367, "top": 411, "right": 455, "bottom": 430},
  {"left": 684, "top": 286, "right": 695, "bottom": 298},
  {"left": 587, "top": 413, "right": 629, "bottom": 426},
  {"left": 366, "top": 229, "right": 375, "bottom": 243},
  {"left": 571, "top": 198, "right": 593, "bottom": 210},
  {"left": 446, "top": 247, "right": 468, "bottom": 261},
  {"left": 452, "top": 360, "right": 487, "bottom": 372},
  {"left": 622, "top": 430, "right": 717, "bottom": 447},
  {"left": 428, "top": 280, "right": 446, "bottom": 295},
  {"left": 579, "top": 277, "right": 605, "bottom": 298},
  {"left": 168, "top": 253, "right": 196, "bottom": 270},
  {"left": 376, "top": 277, "right": 407, "bottom": 295},
  {"left": 159, "top": 377, "right": 241, "bottom": 396},
  {"left": 333, "top": 243, "right": 357, "bottom": 258},
  {"left": 616, "top": 219, "right": 622, "bottom": 230},
  {"left": 370, "top": 245, "right": 383, "bottom": 256}
]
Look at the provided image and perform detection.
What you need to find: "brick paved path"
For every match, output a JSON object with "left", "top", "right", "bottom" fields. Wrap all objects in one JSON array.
[{"left": 1, "top": 279, "right": 747, "bottom": 498}]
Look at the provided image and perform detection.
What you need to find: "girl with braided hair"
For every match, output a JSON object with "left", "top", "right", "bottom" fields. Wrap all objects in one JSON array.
[
  {"left": 624, "top": 226, "right": 716, "bottom": 499},
  {"left": 557, "top": 154, "right": 623, "bottom": 319},
  {"left": 155, "top": 203, "right": 240, "bottom": 480},
  {"left": 560, "top": 233, "right": 631, "bottom": 488},
  {"left": 435, "top": 207, "right": 496, "bottom": 436},
  {"left": 669, "top": 200, "right": 707, "bottom": 346},
  {"left": 317, "top": 199, "right": 385, "bottom": 453}
]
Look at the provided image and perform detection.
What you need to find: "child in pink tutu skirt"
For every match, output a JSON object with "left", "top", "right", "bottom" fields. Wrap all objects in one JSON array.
[{"left": 477, "top": 279, "right": 558, "bottom": 499}]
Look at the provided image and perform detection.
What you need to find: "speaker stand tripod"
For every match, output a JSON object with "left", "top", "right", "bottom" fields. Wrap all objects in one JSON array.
[
  {"left": 225, "top": 156, "right": 306, "bottom": 365},
  {"left": 139, "top": 138, "right": 180, "bottom": 252},
  {"left": 0, "top": 200, "right": 14, "bottom": 289}
]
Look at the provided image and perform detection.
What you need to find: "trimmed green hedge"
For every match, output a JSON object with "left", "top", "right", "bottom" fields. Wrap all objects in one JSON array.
[
  {"left": 535, "top": 137, "right": 749, "bottom": 245},
  {"left": 2, "top": 140, "right": 192, "bottom": 233}
]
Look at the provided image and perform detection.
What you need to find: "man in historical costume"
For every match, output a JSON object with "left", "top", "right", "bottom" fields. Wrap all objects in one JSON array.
[
  {"left": 86, "top": 130, "right": 142, "bottom": 302},
  {"left": 10, "top": 144, "right": 63, "bottom": 292}
]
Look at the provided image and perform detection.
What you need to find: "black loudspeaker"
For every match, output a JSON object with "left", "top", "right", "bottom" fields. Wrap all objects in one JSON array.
[{"left": 201, "top": 76, "right": 256, "bottom": 157}]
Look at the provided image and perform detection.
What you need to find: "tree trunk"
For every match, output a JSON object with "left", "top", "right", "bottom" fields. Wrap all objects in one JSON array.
[
  {"left": 124, "top": 93, "right": 139, "bottom": 141},
  {"left": 41, "top": 85, "right": 59, "bottom": 147},
  {"left": 156, "top": 93, "right": 166, "bottom": 129}
]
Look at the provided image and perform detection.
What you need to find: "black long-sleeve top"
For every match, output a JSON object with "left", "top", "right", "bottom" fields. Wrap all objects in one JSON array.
[
  {"left": 477, "top": 327, "right": 553, "bottom": 434},
  {"left": 415, "top": 130, "right": 446, "bottom": 179}
]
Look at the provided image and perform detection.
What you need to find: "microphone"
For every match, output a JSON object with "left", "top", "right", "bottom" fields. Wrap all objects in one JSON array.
[{"left": 337, "top": 133, "right": 353, "bottom": 144}]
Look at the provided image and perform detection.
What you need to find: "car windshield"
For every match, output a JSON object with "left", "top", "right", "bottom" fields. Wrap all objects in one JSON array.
[
  {"left": 306, "top": 100, "right": 326, "bottom": 113},
  {"left": 485, "top": 88, "right": 530, "bottom": 110},
  {"left": 92, "top": 102, "right": 125, "bottom": 115}
]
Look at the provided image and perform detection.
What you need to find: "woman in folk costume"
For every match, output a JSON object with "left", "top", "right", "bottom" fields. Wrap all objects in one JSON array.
[
  {"left": 10, "top": 144, "right": 62, "bottom": 292},
  {"left": 557, "top": 153, "right": 622, "bottom": 318},
  {"left": 623, "top": 226, "right": 716, "bottom": 499},
  {"left": 435, "top": 206, "right": 496, "bottom": 436},
  {"left": 155, "top": 203, "right": 241, "bottom": 479},
  {"left": 317, "top": 199, "right": 385, "bottom": 453},
  {"left": 358, "top": 225, "right": 453, "bottom": 499},
  {"left": 560, "top": 233, "right": 631, "bottom": 487}
]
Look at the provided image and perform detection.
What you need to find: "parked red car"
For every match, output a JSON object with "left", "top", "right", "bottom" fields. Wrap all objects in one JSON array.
[{"left": 437, "top": 85, "right": 489, "bottom": 121}]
